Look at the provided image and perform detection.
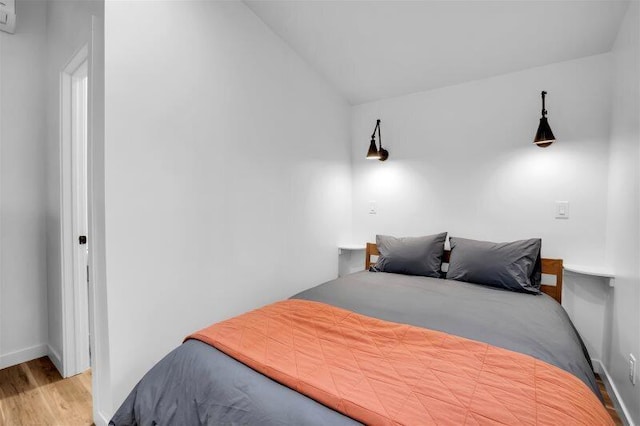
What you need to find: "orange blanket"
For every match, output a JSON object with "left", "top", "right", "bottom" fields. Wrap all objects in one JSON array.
[{"left": 187, "top": 299, "right": 612, "bottom": 425}]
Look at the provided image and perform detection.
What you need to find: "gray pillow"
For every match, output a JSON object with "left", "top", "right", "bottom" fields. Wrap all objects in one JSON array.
[
  {"left": 372, "top": 233, "right": 447, "bottom": 278},
  {"left": 446, "top": 237, "right": 542, "bottom": 294}
]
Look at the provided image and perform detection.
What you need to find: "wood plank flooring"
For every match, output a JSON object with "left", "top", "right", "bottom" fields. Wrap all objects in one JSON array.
[
  {"left": 0, "top": 357, "right": 92, "bottom": 425},
  {"left": 596, "top": 373, "right": 623, "bottom": 425},
  {"left": 0, "top": 357, "right": 625, "bottom": 425}
]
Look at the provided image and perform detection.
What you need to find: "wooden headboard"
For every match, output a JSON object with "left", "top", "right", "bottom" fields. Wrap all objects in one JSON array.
[{"left": 365, "top": 243, "right": 564, "bottom": 304}]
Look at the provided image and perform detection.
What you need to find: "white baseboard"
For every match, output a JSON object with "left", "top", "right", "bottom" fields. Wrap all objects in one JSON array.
[
  {"left": 0, "top": 343, "right": 48, "bottom": 370},
  {"left": 95, "top": 410, "right": 110, "bottom": 426},
  {"left": 592, "top": 358, "right": 635, "bottom": 426},
  {"left": 47, "top": 344, "right": 64, "bottom": 376}
]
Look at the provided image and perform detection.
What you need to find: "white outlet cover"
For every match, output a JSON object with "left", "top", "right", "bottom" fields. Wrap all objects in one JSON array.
[
  {"left": 0, "top": 0, "right": 16, "bottom": 12},
  {"left": 0, "top": 12, "right": 15, "bottom": 34},
  {"left": 0, "top": 0, "right": 15, "bottom": 35}
]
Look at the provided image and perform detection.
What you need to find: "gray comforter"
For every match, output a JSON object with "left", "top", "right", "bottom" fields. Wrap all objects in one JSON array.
[{"left": 110, "top": 271, "right": 599, "bottom": 426}]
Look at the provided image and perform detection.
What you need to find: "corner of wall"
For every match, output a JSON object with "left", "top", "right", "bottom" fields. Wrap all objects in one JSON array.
[{"left": 602, "top": 0, "right": 640, "bottom": 423}]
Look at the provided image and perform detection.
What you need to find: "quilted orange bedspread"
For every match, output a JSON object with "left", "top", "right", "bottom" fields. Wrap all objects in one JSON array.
[{"left": 187, "top": 299, "right": 612, "bottom": 425}]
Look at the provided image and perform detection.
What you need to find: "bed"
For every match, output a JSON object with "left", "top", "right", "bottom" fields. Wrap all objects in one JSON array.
[{"left": 110, "top": 242, "right": 608, "bottom": 425}]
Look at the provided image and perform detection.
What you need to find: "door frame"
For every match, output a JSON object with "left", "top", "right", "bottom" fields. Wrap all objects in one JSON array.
[
  {"left": 86, "top": 15, "right": 111, "bottom": 424},
  {"left": 60, "top": 44, "right": 90, "bottom": 378},
  {"left": 60, "top": 16, "right": 111, "bottom": 425}
]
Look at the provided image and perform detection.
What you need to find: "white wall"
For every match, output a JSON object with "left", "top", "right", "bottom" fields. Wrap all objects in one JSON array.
[
  {"left": 0, "top": 0, "right": 48, "bottom": 369},
  {"left": 604, "top": 1, "right": 640, "bottom": 423},
  {"left": 44, "top": 0, "right": 104, "bottom": 373},
  {"left": 350, "top": 54, "right": 613, "bottom": 360},
  {"left": 351, "top": 54, "right": 612, "bottom": 262},
  {"left": 103, "top": 0, "right": 351, "bottom": 413}
]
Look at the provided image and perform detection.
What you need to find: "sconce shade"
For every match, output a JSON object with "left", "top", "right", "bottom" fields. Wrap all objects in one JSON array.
[
  {"left": 366, "top": 138, "right": 380, "bottom": 159},
  {"left": 378, "top": 148, "right": 389, "bottom": 161},
  {"left": 534, "top": 117, "right": 555, "bottom": 148},
  {"left": 534, "top": 91, "right": 555, "bottom": 148},
  {"left": 366, "top": 119, "right": 389, "bottom": 161}
]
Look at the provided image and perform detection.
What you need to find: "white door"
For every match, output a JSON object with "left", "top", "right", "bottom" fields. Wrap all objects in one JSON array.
[{"left": 71, "top": 60, "right": 90, "bottom": 373}]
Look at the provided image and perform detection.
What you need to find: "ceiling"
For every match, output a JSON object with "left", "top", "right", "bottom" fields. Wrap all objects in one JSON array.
[{"left": 245, "top": 1, "right": 629, "bottom": 105}]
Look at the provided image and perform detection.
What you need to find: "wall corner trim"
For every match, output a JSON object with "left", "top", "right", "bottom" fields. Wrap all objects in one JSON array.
[
  {"left": 94, "top": 410, "right": 109, "bottom": 426},
  {"left": 47, "top": 344, "right": 64, "bottom": 376}
]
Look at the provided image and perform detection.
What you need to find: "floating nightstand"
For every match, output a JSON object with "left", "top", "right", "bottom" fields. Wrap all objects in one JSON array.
[
  {"left": 563, "top": 264, "right": 615, "bottom": 287},
  {"left": 338, "top": 244, "right": 367, "bottom": 277},
  {"left": 338, "top": 244, "right": 366, "bottom": 255}
]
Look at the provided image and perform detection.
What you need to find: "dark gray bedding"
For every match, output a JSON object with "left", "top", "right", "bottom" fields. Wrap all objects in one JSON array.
[{"left": 110, "top": 271, "right": 600, "bottom": 426}]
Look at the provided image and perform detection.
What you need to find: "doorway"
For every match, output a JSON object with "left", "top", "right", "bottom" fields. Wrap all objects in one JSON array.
[{"left": 61, "top": 45, "right": 91, "bottom": 377}]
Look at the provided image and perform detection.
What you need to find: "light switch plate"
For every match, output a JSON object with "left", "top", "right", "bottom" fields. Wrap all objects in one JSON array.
[
  {"left": 555, "top": 201, "right": 569, "bottom": 219},
  {"left": 368, "top": 201, "right": 377, "bottom": 215}
]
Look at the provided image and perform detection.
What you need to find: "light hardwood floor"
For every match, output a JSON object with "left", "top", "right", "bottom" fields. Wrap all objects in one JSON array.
[
  {"left": 596, "top": 373, "right": 624, "bottom": 426},
  {"left": 0, "top": 357, "right": 92, "bottom": 426},
  {"left": 0, "top": 356, "right": 624, "bottom": 425}
]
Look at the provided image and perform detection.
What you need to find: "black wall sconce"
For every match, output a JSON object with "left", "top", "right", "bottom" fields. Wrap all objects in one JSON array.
[
  {"left": 534, "top": 91, "right": 555, "bottom": 148},
  {"left": 366, "top": 119, "right": 389, "bottom": 161}
]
